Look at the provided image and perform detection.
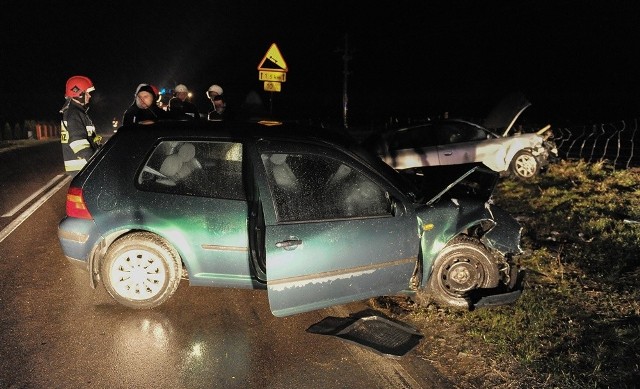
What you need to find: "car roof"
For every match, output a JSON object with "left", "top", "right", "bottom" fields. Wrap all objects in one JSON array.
[
  {"left": 115, "top": 119, "right": 354, "bottom": 145},
  {"left": 395, "top": 118, "right": 487, "bottom": 132}
]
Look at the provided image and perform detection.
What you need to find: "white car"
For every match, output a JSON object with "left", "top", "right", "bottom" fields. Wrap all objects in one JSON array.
[{"left": 369, "top": 94, "right": 558, "bottom": 179}]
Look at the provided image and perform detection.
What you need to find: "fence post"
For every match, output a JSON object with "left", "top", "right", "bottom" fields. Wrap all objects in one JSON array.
[{"left": 3, "top": 123, "right": 12, "bottom": 140}]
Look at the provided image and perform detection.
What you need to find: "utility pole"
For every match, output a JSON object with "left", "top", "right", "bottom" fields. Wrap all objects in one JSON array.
[{"left": 341, "top": 34, "right": 352, "bottom": 129}]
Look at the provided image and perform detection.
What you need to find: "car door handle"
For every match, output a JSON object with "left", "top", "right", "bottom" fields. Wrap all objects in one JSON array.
[
  {"left": 275, "top": 238, "right": 302, "bottom": 249},
  {"left": 443, "top": 150, "right": 453, "bottom": 156}
]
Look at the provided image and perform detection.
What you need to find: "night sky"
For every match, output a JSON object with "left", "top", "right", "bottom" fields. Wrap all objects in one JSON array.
[{"left": 1, "top": 1, "right": 639, "bottom": 130}]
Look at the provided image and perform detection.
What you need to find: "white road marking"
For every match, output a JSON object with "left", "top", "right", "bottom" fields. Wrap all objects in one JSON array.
[
  {"left": 2, "top": 174, "right": 67, "bottom": 217},
  {"left": 0, "top": 175, "right": 71, "bottom": 244}
]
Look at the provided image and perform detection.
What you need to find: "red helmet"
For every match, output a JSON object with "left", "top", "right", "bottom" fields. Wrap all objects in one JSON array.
[
  {"left": 150, "top": 84, "right": 160, "bottom": 101},
  {"left": 65, "top": 75, "right": 95, "bottom": 98}
]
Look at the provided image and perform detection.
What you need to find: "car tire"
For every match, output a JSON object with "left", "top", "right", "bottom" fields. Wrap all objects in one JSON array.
[
  {"left": 101, "top": 232, "right": 182, "bottom": 309},
  {"left": 510, "top": 150, "right": 540, "bottom": 179},
  {"left": 426, "top": 236, "right": 500, "bottom": 308}
]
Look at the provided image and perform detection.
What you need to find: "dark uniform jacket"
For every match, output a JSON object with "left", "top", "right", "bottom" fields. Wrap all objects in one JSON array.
[
  {"left": 168, "top": 97, "right": 200, "bottom": 119},
  {"left": 207, "top": 108, "right": 225, "bottom": 121},
  {"left": 60, "top": 99, "right": 99, "bottom": 174},
  {"left": 122, "top": 103, "right": 167, "bottom": 125}
]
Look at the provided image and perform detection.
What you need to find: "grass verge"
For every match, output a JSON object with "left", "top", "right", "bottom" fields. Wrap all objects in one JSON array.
[{"left": 379, "top": 160, "right": 640, "bottom": 388}]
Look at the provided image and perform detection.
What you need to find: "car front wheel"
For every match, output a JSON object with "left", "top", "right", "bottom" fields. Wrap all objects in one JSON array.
[
  {"left": 101, "top": 232, "right": 182, "bottom": 309},
  {"left": 427, "top": 236, "right": 500, "bottom": 308},
  {"left": 510, "top": 150, "right": 540, "bottom": 179}
]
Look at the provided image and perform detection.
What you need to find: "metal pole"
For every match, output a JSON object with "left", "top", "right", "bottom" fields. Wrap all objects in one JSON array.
[
  {"left": 342, "top": 34, "right": 351, "bottom": 129},
  {"left": 269, "top": 92, "right": 273, "bottom": 115}
]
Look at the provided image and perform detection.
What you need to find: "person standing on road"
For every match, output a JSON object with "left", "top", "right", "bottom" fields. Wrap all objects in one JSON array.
[
  {"left": 122, "top": 83, "right": 166, "bottom": 125},
  {"left": 206, "top": 84, "right": 226, "bottom": 121},
  {"left": 168, "top": 83, "right": 200, "bottom": 119},
  {"left": 60, "top": 75, "right": 101, "bottom": 176}
]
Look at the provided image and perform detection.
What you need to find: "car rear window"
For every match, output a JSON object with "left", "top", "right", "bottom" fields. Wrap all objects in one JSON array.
[
  {"left": 391, "top": 126, "right": 440, "bottom": 150},
  {"left": 137, "top": 140, "right": 246, "bottom": 200}
]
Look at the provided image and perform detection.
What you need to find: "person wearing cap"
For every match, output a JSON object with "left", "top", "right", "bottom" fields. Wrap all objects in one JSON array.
[
  {"left": 168, "top": 83, "right": 199, "bottom": 119},
  {"left": 206, "top": 84, "right": 226, "bottom": 121},
  {"left": 60, "top": 75, "right": 102, "bottom": 175},
  {"left": 122, "top": 83, "right": 166, "bottom": 125}
]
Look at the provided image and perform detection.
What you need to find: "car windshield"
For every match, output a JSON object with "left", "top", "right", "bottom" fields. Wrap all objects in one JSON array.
[{"left": 399, "top": 164, "right": 498, "bottom": 204}]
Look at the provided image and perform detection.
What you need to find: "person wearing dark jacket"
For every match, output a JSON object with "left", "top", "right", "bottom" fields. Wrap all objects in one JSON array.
[
  {"left": 122, "top": 83, "right": 166, "bottom": 125},
  {"left": 60, "top": 75, "right": 101, "bottom": 175},
  {"left": 206, "top": 84, "right": 226, "bottom": 121},
  {"left": 168, "top": 83, "right": 199, "bottom": 119}
]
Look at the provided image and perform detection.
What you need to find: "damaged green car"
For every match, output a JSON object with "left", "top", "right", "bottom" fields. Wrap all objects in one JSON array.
[{"left": 58, "top": 120, "right": 524, "bottom": 317}]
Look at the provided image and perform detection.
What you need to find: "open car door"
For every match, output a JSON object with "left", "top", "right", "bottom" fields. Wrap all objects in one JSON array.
[{"left": 256, "top": 143, "right": 419, "bottom": 317}]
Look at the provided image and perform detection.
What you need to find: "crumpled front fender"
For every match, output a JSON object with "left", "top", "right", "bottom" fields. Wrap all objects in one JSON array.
[
  {"left": 480, "top": 204, "right": 523, "bottom": 255},
  {"left": 416, "top": 199, "right": 522, "bottom": 287}
]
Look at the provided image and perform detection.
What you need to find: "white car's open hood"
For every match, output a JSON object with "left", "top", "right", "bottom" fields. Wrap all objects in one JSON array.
[{"left": 482, "top": 92, "right": 532, "bottom": 137}]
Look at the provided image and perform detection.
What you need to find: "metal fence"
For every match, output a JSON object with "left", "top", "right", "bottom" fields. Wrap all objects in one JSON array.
[
  {"left": 0, "top": 120, "right": 60, "bottom": 141},
  {"left": 553, "top": 118, "right": 639, "bottom": 169}
]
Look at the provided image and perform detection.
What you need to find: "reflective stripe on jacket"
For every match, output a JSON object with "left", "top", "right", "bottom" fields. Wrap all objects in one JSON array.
[
  {"left": 60, "top": 99, "right": 97, "bottom": 173},
  {"left": 69, "top": 139, "right": 91, "bottom": 154},
  {"left": 64, "top": 158, "right": 88, "bottom": 172}
]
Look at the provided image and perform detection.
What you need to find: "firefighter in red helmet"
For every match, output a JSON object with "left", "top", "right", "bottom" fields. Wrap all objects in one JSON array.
[{"left": 60, "top": 75, "right": 102, "bottom": 175}]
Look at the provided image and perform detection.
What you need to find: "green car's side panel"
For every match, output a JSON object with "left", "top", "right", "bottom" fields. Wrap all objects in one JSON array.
[
  {"left": 81, "top": 135, "right": 260, "bottom": 288},
  {"left": 88, "top": 189, "right": 259, "bottom": 288}
]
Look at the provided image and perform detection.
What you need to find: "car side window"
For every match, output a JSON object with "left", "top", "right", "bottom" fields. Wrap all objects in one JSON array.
[
  {"left": 391, "top": 126, "right": 437, "bottom": 150},
  {"left": 138, "top": 140, "right": 245, "bottom": 200},
  {"left": 437, "top": 124, "right": 466, "bottom": 144},
  {"left": 262, "top": 152, "right": 392, "bottom": 223},
  {"left": 460, "top": 123, "right": 488, "bottom": 141}
]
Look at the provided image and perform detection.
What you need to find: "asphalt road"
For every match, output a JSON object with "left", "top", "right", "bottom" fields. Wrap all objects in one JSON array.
[{"left": 0, "top": 139, "right": 453, "bottom": 388}]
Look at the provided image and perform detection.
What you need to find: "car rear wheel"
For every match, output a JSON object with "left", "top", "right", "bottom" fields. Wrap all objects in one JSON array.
[
  {"left": 101, "top": 232, "right": 182, "bottom": 309},
  {"left": 426, "top": 236, "right": 499, "bottom": 308},
  {"left": 510, "top": 150, "right": 540, "bottom": 179}
]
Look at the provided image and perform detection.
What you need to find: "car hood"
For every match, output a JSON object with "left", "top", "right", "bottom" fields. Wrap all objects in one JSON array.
[
  {"left": 399, "top": 164, "right": 499, "bottom": 205},
  {"left": 482, "top": 92, "right": 531, "bottom": 137}
]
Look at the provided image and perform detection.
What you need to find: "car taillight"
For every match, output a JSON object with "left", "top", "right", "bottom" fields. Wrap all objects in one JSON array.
[{"left": 66, "top": 187, "right": 93, "bottom": 219}]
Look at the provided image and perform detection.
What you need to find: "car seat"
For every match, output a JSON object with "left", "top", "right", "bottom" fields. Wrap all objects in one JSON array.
[
  {"left": 158, "top": 143, "right": 201, "bottom": 185},
  {"left": 269, "top": 154, "right": 299, "bottom": 191}
]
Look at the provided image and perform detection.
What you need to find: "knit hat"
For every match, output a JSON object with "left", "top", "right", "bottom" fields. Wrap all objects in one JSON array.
[{"left": 136, "top": 84, "right": 157, "bottom": 100}]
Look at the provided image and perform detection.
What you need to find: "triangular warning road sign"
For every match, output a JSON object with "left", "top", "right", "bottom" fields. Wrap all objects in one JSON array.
[{"left": 257, "top": 43, "right": 288, "bottom": 72}]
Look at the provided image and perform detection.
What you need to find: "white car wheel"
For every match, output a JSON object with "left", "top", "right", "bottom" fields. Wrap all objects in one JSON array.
[
  {"left": 101, "top": 232, "right": 181, "bottom": 309},
  {"left": 511, "top": 150, "right": 540, "bottom": 179}
]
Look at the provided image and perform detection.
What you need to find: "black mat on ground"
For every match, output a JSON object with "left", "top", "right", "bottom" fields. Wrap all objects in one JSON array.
[{"left": 306, "top": 309, "right": 423, "bottom": 358}]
